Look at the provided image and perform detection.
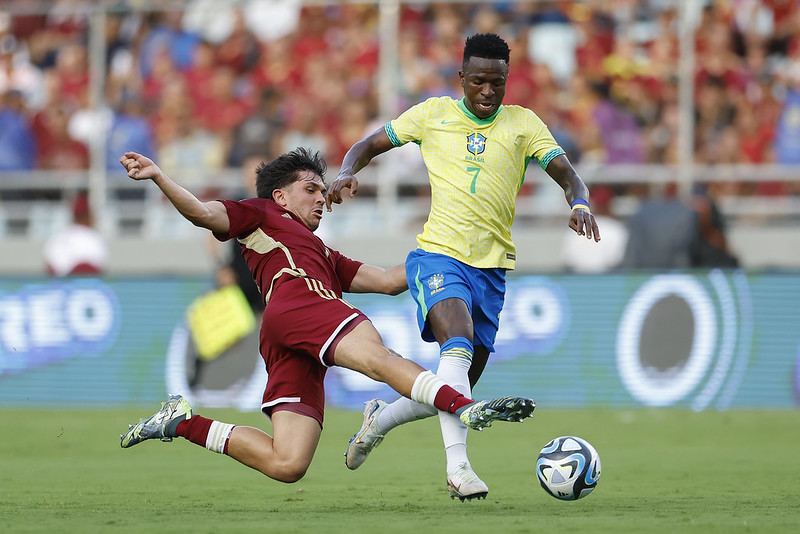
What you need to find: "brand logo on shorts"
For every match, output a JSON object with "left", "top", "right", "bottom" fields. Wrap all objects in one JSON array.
[{"left": 428, "top": 273, "right": 445, "bottom": 290}]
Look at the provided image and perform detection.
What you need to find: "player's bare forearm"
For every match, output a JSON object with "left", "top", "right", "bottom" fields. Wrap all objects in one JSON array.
[
  {"left": 339, "top": 139, "right": 374, "bottom": 178},
  {"left": 544, "top": 154, "right": 600, "bottom": 242},
  {"left": 340, "top": 127, "right": 395, "bottom": 177},
  {"left": 348, "top": 263, "right": 408, "bottom": 295},
  {"left": 156, "top": 178, "right": 229, "bottom": 235},
  {"left": 119, "top": 151, "right": 230, "bottom": 235},
  {"left": 545, "top": 155, "right": 589, "bottom": 205},
  {"left": 327, "top": 128, "right": 395, "bottom": 210}
]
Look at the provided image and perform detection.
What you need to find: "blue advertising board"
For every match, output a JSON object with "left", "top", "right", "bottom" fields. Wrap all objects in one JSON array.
[{"left": 0, "top": 271, "right": 798, "bottom": 410}]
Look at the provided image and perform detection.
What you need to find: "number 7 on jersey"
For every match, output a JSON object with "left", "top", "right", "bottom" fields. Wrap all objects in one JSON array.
[{"left": 467, "top": 166, "right": 481, "bottom": 194}]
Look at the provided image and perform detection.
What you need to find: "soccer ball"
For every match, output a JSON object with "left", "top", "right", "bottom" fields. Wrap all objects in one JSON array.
[{"left": 536, "top": 436, "right": 601, "bottom": 501}]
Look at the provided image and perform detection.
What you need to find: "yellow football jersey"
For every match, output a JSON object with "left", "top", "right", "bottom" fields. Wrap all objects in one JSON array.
[{"left": 386, "top": 96, "right": 565, "bottom": 269}]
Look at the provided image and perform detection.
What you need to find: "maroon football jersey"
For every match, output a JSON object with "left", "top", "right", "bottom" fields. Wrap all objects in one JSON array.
[{"left": 215, "top": 198, "right": 363, "bottom": 305}]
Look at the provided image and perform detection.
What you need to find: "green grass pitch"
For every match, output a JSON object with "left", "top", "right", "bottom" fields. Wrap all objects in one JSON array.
[{"left": 1, "top": 407, "right": 799, "bottom": 533}]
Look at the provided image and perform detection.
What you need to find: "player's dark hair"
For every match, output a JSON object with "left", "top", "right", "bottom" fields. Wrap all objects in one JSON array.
[
  {"left": 255, "top": 147, "right": 327, "bottom": 200},
  {"left": 463, "top": 33, "right": 510, "bottom": 66}
]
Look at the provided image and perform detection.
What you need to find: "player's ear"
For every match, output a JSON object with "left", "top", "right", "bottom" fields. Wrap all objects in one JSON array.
[
  {"left": 459, "top": 70, "right": 465, "bottom": 87},
  {"left": 272, "top": 188, "right": 287, "bottom": 206}
]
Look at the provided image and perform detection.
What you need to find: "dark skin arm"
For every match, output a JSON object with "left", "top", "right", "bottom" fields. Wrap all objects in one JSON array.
[
  {"left": 546, "top": 154, "right": 601, "bottom": 242},
  {"left": 325, "top": 127, "right": 395, "bottom": 211}
]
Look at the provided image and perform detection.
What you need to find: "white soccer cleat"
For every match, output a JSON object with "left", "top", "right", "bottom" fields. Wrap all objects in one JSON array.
[
  {"left": 447, "top": 463, "right": 489, "bottom": 502},
  {"left": 344, "top": 399, "right": 387, "bottom": 470}
]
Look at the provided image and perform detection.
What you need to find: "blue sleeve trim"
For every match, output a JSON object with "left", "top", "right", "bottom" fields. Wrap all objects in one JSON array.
[
  {"left": 537, "top": 147, "right": 566, "bottom": 170},
  {"left": 385, "top": 122, "right": 403, "bottom": 147}
]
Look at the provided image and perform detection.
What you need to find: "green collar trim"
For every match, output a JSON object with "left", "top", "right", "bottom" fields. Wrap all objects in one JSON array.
[{"left": 458, "top": 98, "right": 502, "bottom": 125}]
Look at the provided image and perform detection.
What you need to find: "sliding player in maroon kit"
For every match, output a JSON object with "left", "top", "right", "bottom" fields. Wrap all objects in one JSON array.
[{"left": 118, "top": 147, "right": 534, "bottom": 484}]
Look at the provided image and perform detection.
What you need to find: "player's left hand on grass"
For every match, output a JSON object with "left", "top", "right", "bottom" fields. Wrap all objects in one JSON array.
[{"left": 569, "top": 209, "right": 601, "bottom": 242}]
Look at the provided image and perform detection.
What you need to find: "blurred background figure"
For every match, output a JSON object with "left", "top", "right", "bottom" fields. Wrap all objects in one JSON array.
[
  {"left": 689, "top": 191, "right": 740, "bottom": 268},
  {"left": 622, "top": 185, "right": 739, "bottom": 270},
  {"left": 622, "top": 185, "right": 697, "bottom": 270},
  {"left": 0, "top": 89, "right": 35, "bottom": 172},
  {"left": 43, "top": 191, "right": 108, "bottom": 276},
  {"left": 227, "top": 87, "right": 284, "bottom": 168}
]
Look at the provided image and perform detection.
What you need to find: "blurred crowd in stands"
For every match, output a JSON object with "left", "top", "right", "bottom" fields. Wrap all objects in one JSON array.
[{"left": 1, "top": 0, "right": 799, "bottom": 201}]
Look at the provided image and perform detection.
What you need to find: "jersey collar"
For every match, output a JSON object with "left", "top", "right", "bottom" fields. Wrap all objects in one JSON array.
[{"left": 458, "top": 97, "right": 502, "bottom": 125}]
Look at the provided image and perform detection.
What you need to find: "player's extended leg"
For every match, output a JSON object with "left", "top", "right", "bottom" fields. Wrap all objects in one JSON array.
[
  {"left": 332, "top": 320, "right": 533, "bottom": 428},
  {"left": 121, "top": 395, "right": 321, "bottom": 483},
  {"left": 332, "top": 320, "right": 464, "bottom": 403}
]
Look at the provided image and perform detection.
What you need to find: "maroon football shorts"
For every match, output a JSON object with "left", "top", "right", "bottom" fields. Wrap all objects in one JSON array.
[{"left": 258, "top": 277, "right": 368, "bottom": 426}]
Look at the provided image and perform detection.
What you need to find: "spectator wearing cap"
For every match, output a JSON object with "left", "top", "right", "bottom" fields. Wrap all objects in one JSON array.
[{"left": 43, "top": 192, "right": 108, "bottom": 276}]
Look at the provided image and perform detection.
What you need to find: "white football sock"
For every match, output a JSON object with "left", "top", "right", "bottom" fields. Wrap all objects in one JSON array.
[
  {"left": 205, "top": 421, "right": 235, "bottom": 454},
  {"left": 376, "top": 396, "right": 437, "bottom": 434},
  {"left": 409, "top": 369, "right": 446, "bottom": 405},
  {"left": 436, "top": 355, "right": 472, "bottom": 473}
]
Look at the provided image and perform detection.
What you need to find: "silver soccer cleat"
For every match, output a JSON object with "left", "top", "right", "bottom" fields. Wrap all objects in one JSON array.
[{"left": 344, "top": 399, "right": 387, "bottom": 470}]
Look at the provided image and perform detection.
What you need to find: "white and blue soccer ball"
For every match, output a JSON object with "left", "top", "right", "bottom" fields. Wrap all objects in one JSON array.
[{"left": 536, "top": 436, "right": 601, "bottom": 501}]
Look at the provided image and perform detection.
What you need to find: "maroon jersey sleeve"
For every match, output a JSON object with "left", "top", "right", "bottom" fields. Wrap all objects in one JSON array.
[
  {"left": 213, "top": 199, "right": 265, "bottom": 241},
  {"left": 328, "top": 247, "right": 363, "bottom": 292}
]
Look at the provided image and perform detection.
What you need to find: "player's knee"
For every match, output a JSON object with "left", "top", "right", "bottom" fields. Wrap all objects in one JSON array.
[
  {"left": 270, "top": 454, "right": 311, "bottom": 484},
  {"left": 267, "top": 456, "right": 311, "bottom": 483},
  {"left": 274, "top": 467, "right": 307, "bottom": 484}
]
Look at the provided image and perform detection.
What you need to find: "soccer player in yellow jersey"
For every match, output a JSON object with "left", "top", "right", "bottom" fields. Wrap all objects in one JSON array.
[{"left": 326, "top": 33, "right": 600, "bottom": 501}]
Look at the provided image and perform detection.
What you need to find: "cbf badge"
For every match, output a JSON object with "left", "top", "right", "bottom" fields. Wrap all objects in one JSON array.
[
  {"left": 467, "top": 132, "right": 487, "bottom": 155},
  {"left": 428, "top": 273, "right": 445, "bottom": 295}
]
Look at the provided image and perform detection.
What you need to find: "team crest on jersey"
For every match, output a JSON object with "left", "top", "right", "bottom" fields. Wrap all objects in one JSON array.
[
  {"left": 467, "top": 133, "right": 487, "bottom": 155},
  {"left": 427, "top": 273, "right": 445, "bottom": 291}
]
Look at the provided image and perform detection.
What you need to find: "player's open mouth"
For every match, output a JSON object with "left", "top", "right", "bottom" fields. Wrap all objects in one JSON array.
[{"left": 476, "top": 102, "right": 495, "bottom": 112}]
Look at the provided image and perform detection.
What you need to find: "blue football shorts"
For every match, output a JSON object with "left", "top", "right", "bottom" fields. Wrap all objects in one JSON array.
[{"left": 405, "top": 248, "right": 506, "bottom": 352}]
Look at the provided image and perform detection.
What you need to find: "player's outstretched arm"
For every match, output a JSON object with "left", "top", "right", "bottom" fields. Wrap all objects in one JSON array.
[
  {"left": 545, "top": 154, "right": 601, "bottom": 242},
  {"left": 119, "top": 151, "right": 230, "bottom": 235},
  {"left": 348, "top": 263, "right": 408, "bottom": 295},
  {"left": 325, "top": 127, "right": 395, "bottom": 211}
]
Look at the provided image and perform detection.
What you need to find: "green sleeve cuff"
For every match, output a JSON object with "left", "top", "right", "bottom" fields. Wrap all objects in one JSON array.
[
  {"left": 385, "top": 122, "right": 403, "bottom": 147},
  {"left": 538, "top": 147, "right": 566, "bottom": 170}
]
